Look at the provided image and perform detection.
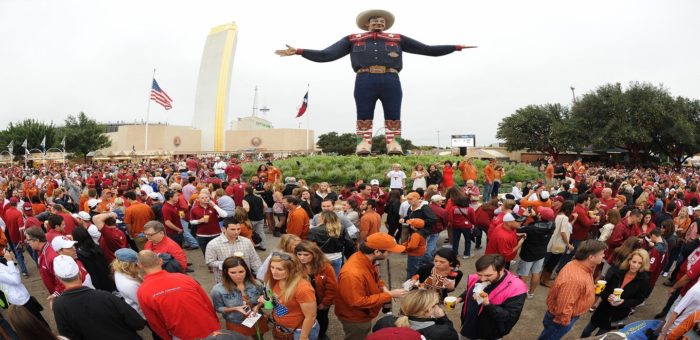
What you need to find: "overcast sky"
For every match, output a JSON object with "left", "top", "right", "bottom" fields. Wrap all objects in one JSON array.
[{"left": 1, "top": 0, "right": 699, "bottom": 147}]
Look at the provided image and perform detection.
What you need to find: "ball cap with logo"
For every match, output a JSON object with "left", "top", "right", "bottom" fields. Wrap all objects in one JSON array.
[{"left": 365, "top": 232, "right": 405, "bottom": 253}]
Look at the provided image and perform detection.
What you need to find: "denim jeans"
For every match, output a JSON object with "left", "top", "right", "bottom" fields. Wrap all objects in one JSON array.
[
  {"left": 472, "top": 228, "right": 483, "bottom": 248},
  {"left": 491, "top": 181, "right": 501, "bottom": 197},
  {"left": 354, "top": 73, "right": 402, "bottom": 120},
  {"left": 293, "top": 320, "right": 319, "bottom": 340},
  {"left": 482, "top": 183, "right": 493, "bottom": 202},
  {"left": 537, "top": 311, "right": 579, "bottom": 340},
  {"left": 330, "top": 258, "right": 342, "bottom": 279},
  {"left": 251, "top": 219, "right": 266, "bottom": 247},
  {"left": 407, "top": 255, "right": 424, "bottom": 280},
  {"left": 180, "top": 219, "right": 200, "bottom": 248},
  {"left": 453, "top": 228, "right": 472, "bottom": 256},
  {"left": 426, "top": 233, "right": 439, "bottom": 258},
  {"left": 9, "top": 242, "right": 28, "bottom": 274}
]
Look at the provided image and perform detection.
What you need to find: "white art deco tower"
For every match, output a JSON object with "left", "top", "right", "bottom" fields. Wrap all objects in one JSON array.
[{"left": 193, "top": 22, "right": 238, "bottom": 151}]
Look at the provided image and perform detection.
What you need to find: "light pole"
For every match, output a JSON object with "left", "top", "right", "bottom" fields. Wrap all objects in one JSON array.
[
  {"left": 570, "top": 86, "right": 577, "bottom": 104},
  {"left": 436, "top": 130, "right": 441, "bottom": 149}
]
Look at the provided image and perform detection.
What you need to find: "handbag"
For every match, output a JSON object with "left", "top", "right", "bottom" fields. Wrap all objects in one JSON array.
[{"left": 549, "top": 217, "right": 568, "bottom": 254}]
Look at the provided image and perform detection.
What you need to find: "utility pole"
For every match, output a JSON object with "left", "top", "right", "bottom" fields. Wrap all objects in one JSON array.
[{"left": 570, "top": 86, "right": 577, "bottom": 104}]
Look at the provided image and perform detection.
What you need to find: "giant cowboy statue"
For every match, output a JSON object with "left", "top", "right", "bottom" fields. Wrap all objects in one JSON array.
[{"left": 276, "top": 9, "right": 476, "bottom": 155}]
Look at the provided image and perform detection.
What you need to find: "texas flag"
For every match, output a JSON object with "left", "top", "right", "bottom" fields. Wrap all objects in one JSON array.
[{"left": 296, "top": 91, "right": 308, "bottom": 118}]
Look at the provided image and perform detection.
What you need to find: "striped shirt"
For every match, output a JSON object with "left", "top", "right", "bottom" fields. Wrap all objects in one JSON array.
[{"left": 546, "top": 260, "right": 596, "bottom": 325}]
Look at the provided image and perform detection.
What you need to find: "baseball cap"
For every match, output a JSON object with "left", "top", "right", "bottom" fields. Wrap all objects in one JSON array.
[
  {"left": 537, "top": 207, "right": 555, "bottom": 221},
  {"left": 87, "top": 198, "right": 102, "bottom": 208},
  {"left": 694, "top": 206, "right": 700, "bottom": 213},
  {"left": 148, "top": 192, "right": 161, "bottom": 201},
  {"left": 8, "top": 197, "right": 18, "bottom": 205},
  {"left": 406, "top": 218, "right": 425, "bottom": 229},
  {"left": 540, "top": 191, "right": 550, "bottom": 200},
  {"left": 77, "top": 211, "right": 92, "bottom": 221},
  {"left": 53, "top": 255, "right": 80, "bottom": 280},
  {"left": 503, "top": 212, "right": 526, "bottom": 223},
  {"left": 431, "top": 194, "right": 446, "bottom": 202},
  {"left": 370, "top": 179, "right": 380, "bottom": 186},
  {"left": 115, "top": 248, "right": 138, "bottom": 263},
  {"left": 366, "top": 327, "right": 423, "bottom": 340},
  {"left": 365, "top": 233, "right": 405, "bottom": 253},
  {"left": 51, "top": 236, "right": 77, "bottom": 252}
]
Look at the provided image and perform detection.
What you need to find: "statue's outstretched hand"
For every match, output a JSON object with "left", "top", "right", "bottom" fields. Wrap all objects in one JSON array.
[
  {"left": 275, "top": 44, "right": 297, "bottom": 56},
  {"left": 461, "top": 45, "right": 478, "bottom": 49}
]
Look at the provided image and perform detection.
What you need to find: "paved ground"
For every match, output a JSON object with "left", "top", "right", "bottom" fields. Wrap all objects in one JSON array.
[{"left": 17, "top": 227, "right": 670, "bottom": 340}]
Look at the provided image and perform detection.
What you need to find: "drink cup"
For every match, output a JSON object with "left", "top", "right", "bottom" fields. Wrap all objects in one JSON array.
[
  {"left": 595, "top": 280, "right": 606, "bottom": 295},
  {"left": 233, "top": 252, "right": 244, "bottom": 258},
  {"left": 203, "top": 214, "right": 210, "bottom": 222},
  {"left": 444, "top": 296, "right": 457, "bottom": 311},
  {"left": 613, "top": 288, "right": 624, "bottom": 301},
  {"left": 178, "top": 211, "right": 185, "bottom": 218}
]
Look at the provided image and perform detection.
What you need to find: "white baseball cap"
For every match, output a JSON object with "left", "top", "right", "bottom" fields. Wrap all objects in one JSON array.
[
  {"left": 540, "top": 191, "right": 550, "bottom": 200},
  {"left": 431, "top": 194, "right": 446, "bottom": 202},
  {"left": 77, "top": 211, "right": 91, "bottom": 221},
  {"left": 53, "top": 255, "right": 79, "bottom": 280},
  {"left": 51, "top": 236, "right": 77, "bottom": 252},
  {"left": 87, "top": 198, "right": 102, "bottom": 208},
  {"left": 148, "top": 192, "right": 161, "bottom": 201},
  {"left": 370, "top": 179, "right": 380, "bottom": 186}
]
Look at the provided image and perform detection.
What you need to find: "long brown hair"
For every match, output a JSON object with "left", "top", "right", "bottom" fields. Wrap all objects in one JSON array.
[
  {"left": 294, "top": 241, "right": 330, "bottom": 275},
  {"left": 8, "top": 305, "right": 58, "bottom": 339},
  {"left": 221, "top": 256, "right": 259, "bottom": 292}
]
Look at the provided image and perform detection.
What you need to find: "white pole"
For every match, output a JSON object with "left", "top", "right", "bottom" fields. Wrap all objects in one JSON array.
[
  {"left": 145, "top": 68, "right": 156, "bottom": 154},
  {"left": 305, "top": 84, "right": 310, "bottom": 154}
]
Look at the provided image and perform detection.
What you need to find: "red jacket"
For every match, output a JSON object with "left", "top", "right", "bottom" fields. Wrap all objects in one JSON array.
[
  {"left": 571, "top": 204, "right": 594, "bottom": 241},
  {"left": 429, "top": 202, "right": 447, "bottom": 233},
  {"left": 138, "top": 270, "right": 219, "bottom": 340},
  {"left": 145, "top": 237, "right": 188, "bottom": 272},
  {"left": 607, "top": 219, "right": 641, "bottom": 251},
  {"left": 4, "top": 206, "right": 23, "bottom": 244},
  {"left": 447, "top": 206, "right": 475, "bottom": 230},
  {"left": 485, "top": 224, "right": 519, "bottom": 261}
]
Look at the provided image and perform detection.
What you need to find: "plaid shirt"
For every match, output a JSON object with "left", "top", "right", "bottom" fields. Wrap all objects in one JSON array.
[{"left": 204, "top": 234, "right": 261, "bottom": 283}]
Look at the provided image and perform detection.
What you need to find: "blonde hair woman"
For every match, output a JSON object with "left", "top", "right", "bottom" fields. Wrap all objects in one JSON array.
[
  {"left": 257, "top": 234, "right": 302, "bottom": 281},
  {"left": 307, "top": 211, "right": 355, "bottom": 277},
  {"left": 111, "top": 249, "right": 145, "bottom": 319},
  {"left": 262, "top": 252, "right": 319, "bottom": 340},
  {"left": 581, "top": 249, "right": 650, "bottom": 337},
  {"left": 372, "top": 289, "right": 458, "bottom": 339}
]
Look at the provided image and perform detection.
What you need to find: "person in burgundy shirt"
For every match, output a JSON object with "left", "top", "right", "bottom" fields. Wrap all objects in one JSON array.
[
  {"left": 143, "top": 221, "right": 188, "bottom": 273},
  {"left": 571, "top": 194, "right": 597, "bottom": 244},
  {"left": 25, "top": 226, "right": 61, "bottom": 295},
  {"left": 45, "top": 214, "right": 68, "bottom": 244},
  {"left": 190, "top": 189, "right": 229, "bottom": 254},
  {"left": 226, "top": 179, "right": 246, "bottom": 207},
  {"left": 161, "top": 190, "right": 184, "bottom": 247},
  {"left": 93, "top": 212, "right": 128, "bottom": 263},
  {"left": 52, "top": 204, "right": 78, "bottom": 236},
  {"left": 606, "top": 209, "right": 643, "bottom": 252},
  {"left": 224, "top": 159, "right": 243, "bottom": 182},
  {"left": 485, "top": 212, "right": 526, "bottom": 270},
  {"left": 599, "top": 188, "right": 617, "bottom": 213}
]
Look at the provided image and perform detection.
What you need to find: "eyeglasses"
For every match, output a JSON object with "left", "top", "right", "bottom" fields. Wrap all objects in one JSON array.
[
  {"left": 143, "top": 231, "right": 161, "bottom": 237},
  {"left": 272, "top": 252, "right": 292, "bottom": 261},
  {"left": 26, "top": 238, "right": 38, "bottom": 243}
]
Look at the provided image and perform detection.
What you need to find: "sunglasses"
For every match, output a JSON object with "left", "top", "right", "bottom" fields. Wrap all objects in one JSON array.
[{"left": 272, "top": 252, "right": 292, "bottom": 261}]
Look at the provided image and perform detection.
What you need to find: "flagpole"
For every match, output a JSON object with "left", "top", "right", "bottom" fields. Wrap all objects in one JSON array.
[
  {"left": 145, "top": 68, "right": 156, "bottom": 154},
  {"left": 305, "top": 84, "right": 310, "bottom": 155}
]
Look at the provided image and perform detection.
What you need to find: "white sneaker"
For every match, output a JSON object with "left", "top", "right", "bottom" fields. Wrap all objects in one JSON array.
[
  {"left": 527, "top": 293, "right": 535, "bottom": 299},
  {"left": 463, "top": 255, "right": 472, "bottom": 259},
  {"left": 662, "top": 272, "right": 669, "bottom": 277}
]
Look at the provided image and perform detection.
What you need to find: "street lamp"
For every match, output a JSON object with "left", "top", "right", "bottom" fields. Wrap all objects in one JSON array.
[
  {"left": 436, "top": 130, "right": 441, "bottom": 149},
  {"left": 570, "top": 86, "right": 577, "bottom": 104}
]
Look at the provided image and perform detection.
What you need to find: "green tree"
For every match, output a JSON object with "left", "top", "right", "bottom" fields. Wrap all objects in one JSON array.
[
  {"left": 649, "top": 97, "right": 700, "bottom": 168},
  {"left": 371, "top": 134, "right": 416, "bottom": 154},
  {"left": 0, "top": 119, "right": 57, "bottom": 156},
  {"left": 62, "top": 112, "right": 111, "bottom": 160},
  {"left": 496, "top": 103, "right": 573, "bottom": 160},
  {"left": 316, "top": 132, "right": 356, "bottom": 155}
]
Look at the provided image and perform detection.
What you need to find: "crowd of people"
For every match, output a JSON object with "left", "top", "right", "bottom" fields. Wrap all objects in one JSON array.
[{"left": 0, "top": 155, "right": 700, "bottom": 339}]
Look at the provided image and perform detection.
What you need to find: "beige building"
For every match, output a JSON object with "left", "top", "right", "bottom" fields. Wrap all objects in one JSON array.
[
  {"left": 102, "top": 124, "right": 202, "bottom": 154},
  {"left": 225, "top": 128, "right": 314, "bottom": 152}
]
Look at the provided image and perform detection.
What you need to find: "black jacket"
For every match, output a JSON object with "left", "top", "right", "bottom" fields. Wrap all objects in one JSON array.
[
  {"left": 77, "top": 247, "right": 117, "bottom": 292},
  {"left": 407, "top": 203, "right": 437, "bottom": 233},
  {"left": 591, "top": 267, "right": 650, "bottom": 329},
  {"left": 53, "top": 286, "right": 145, "bottom": 340},
  {"left": 307, "top": 224, "right": 356, "bottom": 258},
  {"left": 372, "top": 315, "right": 458, "bottom": 340}
]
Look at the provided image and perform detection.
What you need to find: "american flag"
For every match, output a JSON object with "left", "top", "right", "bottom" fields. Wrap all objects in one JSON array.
[{"left": 151, "top": 79, "right": 173, "bottom": 110}]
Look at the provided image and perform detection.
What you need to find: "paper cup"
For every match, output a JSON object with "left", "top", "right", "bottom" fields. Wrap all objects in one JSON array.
[
  {"left": 444, "top": 296, "right": 457, "bottom": 311},
  {"left": 595, "top": 280, "right": 607, "bottom": 295},
  {"left": 233, "top": 252, "right": 244, "bottom": 258},
  {"left": 613, "top": 288, "right": 624, "bottom": 301},
  {"left": 203, "top": 214, "right": 210, "bottom": 222}
]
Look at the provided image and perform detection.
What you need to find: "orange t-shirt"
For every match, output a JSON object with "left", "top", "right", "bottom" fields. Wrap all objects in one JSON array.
[
  {"left": 267, "top": 167, "right": 282, "bottom": 184},
  {"left": 124, "top": 202, "right": 155, "bottom": 236},
  {"left": 360, "top": 211, "right": 381, "bottom": 241},
  {"left": 240, "top": 223, "right": 253, "bottom": 240},
  {"left": 273, "top": 279, "right": 316, "bottom": 329},
  {"left": 458, "top": 162, "right": 478, "bottom": 181},
  {"left": 32, "top": 203, "right": 47, "bottom": 215},
  {"left": 546, "top": 164, "right": 554, "bottom": 179}
]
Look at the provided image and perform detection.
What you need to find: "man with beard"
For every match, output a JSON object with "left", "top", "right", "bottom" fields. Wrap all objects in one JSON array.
[
  {"left": 456, "top": 254, "right": 527, "bottom": 339},
  {"left": 276, "top": 9, "right": 475, "bottom": 155}
]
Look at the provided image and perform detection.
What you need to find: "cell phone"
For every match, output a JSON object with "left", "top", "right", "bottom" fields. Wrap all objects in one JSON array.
[{"left": 243, "top": 305, "right": 251, "bottom": 313}]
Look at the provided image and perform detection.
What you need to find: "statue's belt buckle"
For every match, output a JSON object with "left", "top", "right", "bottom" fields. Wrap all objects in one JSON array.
[{"left": 369, "top": 66, "right": 387, "bottom": 74}]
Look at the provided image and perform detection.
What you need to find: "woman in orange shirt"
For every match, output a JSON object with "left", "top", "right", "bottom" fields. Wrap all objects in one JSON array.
[
  {"left": 30, "top": 195, "right": 47, "bottom": 215},
  {"left": 232, "top": 207, "right": 254, "bottom": 241},
  {"left": 262, "top": 252, "right": 319, "bottom": 340},
  {"left": 295, "top": 241, "right": 337, "bottom": 340}
]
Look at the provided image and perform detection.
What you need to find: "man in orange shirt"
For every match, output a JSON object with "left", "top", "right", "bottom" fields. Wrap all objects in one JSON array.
[
  {"left": 266, "top": 162, "right": 283, "bottom": 184},
  {"left": 482, "top": 158, "right": 496, "bottom": 202},
  {"left": 359, "top": 199, "right": 381, "bottom": 242},
  {"left": 545, "top": 159, "right": 555, "bottom": 188},
  {"left": 335, "top": 233, "right": 408, "bottom": 340},
  {"left": 123, "top": 191, "right": 155, "bottom": 250},
  {"left": 458, "top": 157, "right": 478, "bottom": 185},
  {"left": 538, "top": 240, "right": 606, "bottom": 340},
  {"left": 283, "top": 195, "right": 309, "bottom": 239}
]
